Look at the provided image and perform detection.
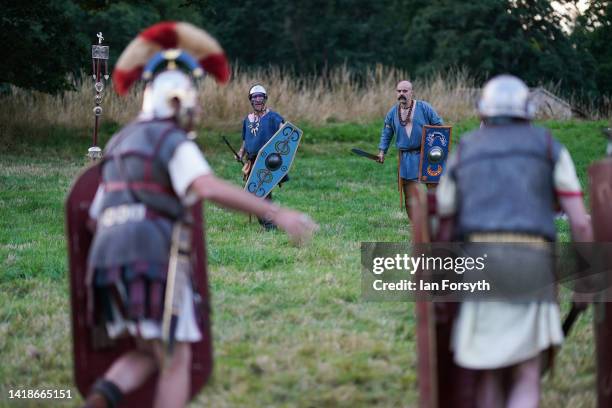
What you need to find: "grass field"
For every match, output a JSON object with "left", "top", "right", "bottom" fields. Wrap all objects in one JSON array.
[{"left": 0, "top": 118, "right": 607, "bottom": 407}]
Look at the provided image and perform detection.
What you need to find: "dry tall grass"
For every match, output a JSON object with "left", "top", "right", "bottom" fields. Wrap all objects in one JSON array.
[{"left": 0, "top": 65, "right": 478, "bottom": 138}]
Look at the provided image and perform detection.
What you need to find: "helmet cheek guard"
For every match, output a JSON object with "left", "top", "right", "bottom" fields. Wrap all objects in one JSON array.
[{"left": 141, "top": 70, "right": 198, "bottom": 126}]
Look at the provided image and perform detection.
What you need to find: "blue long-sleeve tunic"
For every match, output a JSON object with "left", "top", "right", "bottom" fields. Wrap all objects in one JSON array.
[
  {"left": 378, "top": 101, "right": 443, "bottom": 180},
  {"left": 242, "top": 110, "right": 285, "bottom": 158}
]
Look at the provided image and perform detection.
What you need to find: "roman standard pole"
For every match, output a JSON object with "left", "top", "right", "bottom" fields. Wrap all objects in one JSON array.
[{"left": 88, "top": 32, "right": 110, "bottom": 161}]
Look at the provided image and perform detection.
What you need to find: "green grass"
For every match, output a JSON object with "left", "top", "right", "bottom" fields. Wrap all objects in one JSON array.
[{"left": 0, "top": 119, "right": 607, "bottom": 407}]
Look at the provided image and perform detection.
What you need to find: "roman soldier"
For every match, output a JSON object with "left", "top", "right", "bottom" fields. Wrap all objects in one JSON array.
[
  {"left": 68, "top": 22, "right": 317, "bottom": 408},
  {"left": 433, "top": 74, "right": 592, "bottom": 407}
]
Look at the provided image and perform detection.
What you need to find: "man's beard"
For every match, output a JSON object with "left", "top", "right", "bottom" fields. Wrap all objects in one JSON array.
[
  {"left": 252, "top": 102, "right": 266, "bottom": 113},
  {"left": 398, "top": 95, "right": 408, "bottom": 103}
]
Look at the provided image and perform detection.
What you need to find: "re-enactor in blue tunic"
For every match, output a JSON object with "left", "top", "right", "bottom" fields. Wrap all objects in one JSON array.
[
  {"left": 237, "top": 84, "right": 286, "bottom": 230},
  {"left": 377, "top": 80, "right": 443, "bottom": 218},
  {"left": 241, "top": 110, "right": 284, "bottom": 159}
]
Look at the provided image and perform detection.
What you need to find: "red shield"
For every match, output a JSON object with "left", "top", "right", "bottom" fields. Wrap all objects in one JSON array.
[
  {"left": 408, "top": 183, "right": 475, "bottom": 408},
  {"left": 589, "top": 158, "right": 612, "bottom": 408},
  {"left": 65, "top": 164, "right": 212, "bottom": 405}
]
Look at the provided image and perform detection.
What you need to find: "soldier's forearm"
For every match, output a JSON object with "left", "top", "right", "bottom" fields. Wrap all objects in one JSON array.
[
  {"left": 190, "top": 174, "right": 278, "bottom": 219},
  {"left": 559, "top": 196, "right": 593, "bottom": 242}
]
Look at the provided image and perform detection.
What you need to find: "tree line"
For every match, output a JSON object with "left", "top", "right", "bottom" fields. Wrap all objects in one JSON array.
[{"left": 2, "top": 0, "right": 611, "bottom": 106}]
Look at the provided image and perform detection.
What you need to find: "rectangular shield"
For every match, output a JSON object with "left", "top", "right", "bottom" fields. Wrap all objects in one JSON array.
[
  {"left": 65, "top": 164, "right": 212, "bottom": 406},
  {"left": 408, "top": 183, "right": 476, "bottom": 408},
  {"left": 588, "top": 157, "right": 612, "bottom": 408},
  {"left": 418, "top": 126, "right": 452, "bottom": 183}
]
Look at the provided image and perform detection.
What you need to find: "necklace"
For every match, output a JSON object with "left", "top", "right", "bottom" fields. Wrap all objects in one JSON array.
[
  {"left": 248, "top": 109, "right": 268, "bottom": 136},
  {"left": 249, "top": 112, "right": 264, "bottom": 135},
  {"left": 248, "top": 115, "right": 260, "bottom": 135},
  {"left": 398, "top": 100, "right": 414, "bottom": 126}
]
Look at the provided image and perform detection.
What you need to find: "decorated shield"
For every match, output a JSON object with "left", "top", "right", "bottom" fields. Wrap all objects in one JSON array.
[
  {"left": 408, "top": 183, "right": 476, "bottom": 408},
  {"left": 589, "top": 157, "right": 612, "bottom": 408},
  {"left": 418, "top": 126, "right": 452, "bottom": 183},
  {"left": 65, "top": 164, "right": 212, "bottom": 406},
  {"left": 244, "top": 121, "right": 302, "bottom": 198}
]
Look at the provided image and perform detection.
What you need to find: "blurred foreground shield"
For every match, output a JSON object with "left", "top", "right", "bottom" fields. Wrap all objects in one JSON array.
[
  {"left": 244, "top": 121, "right": 303, "bottom": 198},
  {"left": 65, "top": 164, "right": 212, "bottom": 406},
  {"left": 589, "top": 157, "right": 612, "bottom": 408},
  {"left": 409, "top": 183, "right": 475, "bottom": 408}
]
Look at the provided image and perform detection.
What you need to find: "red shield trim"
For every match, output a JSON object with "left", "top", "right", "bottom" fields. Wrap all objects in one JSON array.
[
  {"left": 65, "top": 164, "right": 212, "bottom": 405},
  {"left": 589, "top": 158, "right": 612, "bottom": 408},
  {"left": 408, "top": 183, "right": 475, "bottom": 408}
]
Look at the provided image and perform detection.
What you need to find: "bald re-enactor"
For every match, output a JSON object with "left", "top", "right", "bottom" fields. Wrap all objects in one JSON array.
[{"left": 377, "top": 80, "right": 443, "bottom": 218}]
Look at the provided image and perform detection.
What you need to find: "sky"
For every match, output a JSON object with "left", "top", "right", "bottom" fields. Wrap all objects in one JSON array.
[{"left": 552, "top": 0, "right": 590, "bottom": 31}]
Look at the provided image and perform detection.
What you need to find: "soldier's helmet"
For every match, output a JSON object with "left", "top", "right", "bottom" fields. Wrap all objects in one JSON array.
[
  {"left": 141, "top": 67, "right": 198, "bottom": 120},
  {"left": 249, "top": 84, "right": 268, "bottom": 100},
  {"left": 478, "top": 74, "right": 535, "bottom": 119},
  {"left": 138, "top": 49, "right": 204, "bottom": 123}
]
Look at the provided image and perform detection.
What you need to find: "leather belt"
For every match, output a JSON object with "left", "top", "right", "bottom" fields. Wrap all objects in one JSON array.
[
  {"left": 99, "top": 204, "right": 160, "bottom": 228},
  {"left": 468, "top": 232, "right": 548, "bottom": 244}
]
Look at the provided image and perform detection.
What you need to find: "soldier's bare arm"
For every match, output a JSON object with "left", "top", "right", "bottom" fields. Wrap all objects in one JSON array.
[
  {"left": 560, "top": 196, "right": 593, "bottom": 242},
  {"left": 554, "top": 147, "right": 592, "bottom": 242},
  {"left": 189, "top": 174, "right": 317, "bottom": 244}
]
